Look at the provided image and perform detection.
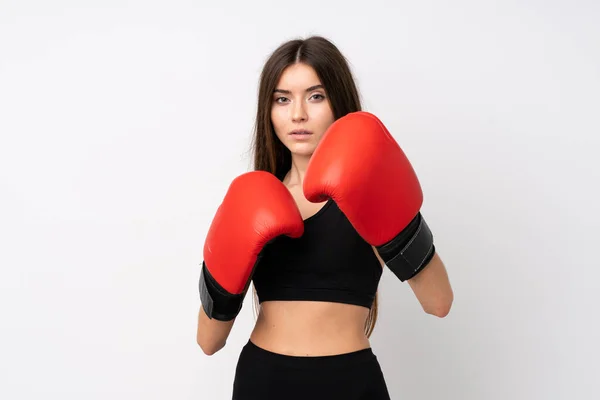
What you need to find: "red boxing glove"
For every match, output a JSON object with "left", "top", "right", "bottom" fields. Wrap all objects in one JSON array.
[
  {"left": 303, "top": 111, "right": 435, "bottom": 281},
  {"left": 200, "top": 171, "right": 304, "bottom": 320}
]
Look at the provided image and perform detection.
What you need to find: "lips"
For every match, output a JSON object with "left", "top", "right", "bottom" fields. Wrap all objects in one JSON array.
[{"left": 289, "top": 129, "right": 313, "bottom": 136}]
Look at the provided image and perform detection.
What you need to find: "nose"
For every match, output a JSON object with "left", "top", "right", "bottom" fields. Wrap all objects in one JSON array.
[{"left": 290, "top": 100, "right": 307, "bottom": 122}]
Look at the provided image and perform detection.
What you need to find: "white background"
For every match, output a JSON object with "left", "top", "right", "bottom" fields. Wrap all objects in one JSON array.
[{"left": 1, "top": 1, "right": 599, "bottom": 399}]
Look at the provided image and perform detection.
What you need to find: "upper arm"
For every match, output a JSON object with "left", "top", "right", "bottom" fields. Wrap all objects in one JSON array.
[{"left": 373, "top": 248, "right": 453, "bottom": 317}]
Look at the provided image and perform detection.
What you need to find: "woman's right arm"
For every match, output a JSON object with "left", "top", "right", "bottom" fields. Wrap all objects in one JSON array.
[
  {"left": 195, "top": 171, "right": 304, "bottom": 355},
  {"left": 196, "top": 306, "right": 235, "bottom": 355}
]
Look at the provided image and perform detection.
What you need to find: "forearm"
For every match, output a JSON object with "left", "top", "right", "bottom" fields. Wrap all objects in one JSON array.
[
  {"left": 407, "top": 252, "right": 453, "bottom": 317},
  {"left": 196, "top": 306, "right": 235, "bottom": 355}
]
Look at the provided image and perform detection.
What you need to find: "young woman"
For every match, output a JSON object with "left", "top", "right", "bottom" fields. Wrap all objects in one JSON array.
[{"left": 197, "top": 36, "right": 454, "bottom": 400}]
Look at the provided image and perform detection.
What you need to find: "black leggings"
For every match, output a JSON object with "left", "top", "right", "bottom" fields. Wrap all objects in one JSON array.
[{"left": 232, "top": 340, "right": 391, "bottom": 400}]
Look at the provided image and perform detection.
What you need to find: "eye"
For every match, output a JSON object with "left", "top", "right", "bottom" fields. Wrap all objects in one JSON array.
[
  {"left": 310, "top": 93, "right": 325, "bottom": 101},
  {"left": 275, "top": 97, "right": 289, "bottom": 104}
]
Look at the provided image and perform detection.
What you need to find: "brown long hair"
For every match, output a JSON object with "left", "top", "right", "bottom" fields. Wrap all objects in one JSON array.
[{"left": 249, "top": 35, "right": 378, "bottom": 338}]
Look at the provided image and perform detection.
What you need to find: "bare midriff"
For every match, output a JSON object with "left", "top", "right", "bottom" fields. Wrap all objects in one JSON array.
[{"left": 249, "top": 300, "right": 371, "bottom": 356}]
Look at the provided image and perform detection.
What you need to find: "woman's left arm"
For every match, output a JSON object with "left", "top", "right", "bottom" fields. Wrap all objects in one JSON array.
[
  {"left": 374, "top": 249, "right": 453, "bottom": 317},
  {"left": 405, "top": 252, "right": 453, "bottom": 317}
]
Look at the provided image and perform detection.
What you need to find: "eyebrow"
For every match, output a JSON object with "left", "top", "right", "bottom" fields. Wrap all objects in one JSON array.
[{"left": 273, "top": 84, "right": 324, "bottom": 95}]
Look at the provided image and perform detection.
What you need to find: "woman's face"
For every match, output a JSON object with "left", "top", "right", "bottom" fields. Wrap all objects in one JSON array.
[{"left": 271, "top": 63, "right": 335, "bottom": 158}]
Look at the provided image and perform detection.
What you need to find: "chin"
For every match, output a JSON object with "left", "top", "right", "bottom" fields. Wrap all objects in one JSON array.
[{"left": 287, "top": 143, "right": 317, "bottom": 157}]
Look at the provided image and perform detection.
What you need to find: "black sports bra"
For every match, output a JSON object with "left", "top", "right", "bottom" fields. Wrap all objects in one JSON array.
[{"left": 252, "top": 198, "right": 383, "bottom": 309}]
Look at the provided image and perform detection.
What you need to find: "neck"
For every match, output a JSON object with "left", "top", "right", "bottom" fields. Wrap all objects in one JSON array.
[{"left": 284, "top": 154, "right": 311, "bottom": 187}]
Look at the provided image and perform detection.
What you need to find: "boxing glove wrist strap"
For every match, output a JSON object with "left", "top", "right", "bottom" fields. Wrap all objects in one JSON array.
[
  {"left": 376, "top": 212, "right": 435, "bottom": 282},
  {"left": 199, "top": 262, "right": 245, "bottom": 321}
]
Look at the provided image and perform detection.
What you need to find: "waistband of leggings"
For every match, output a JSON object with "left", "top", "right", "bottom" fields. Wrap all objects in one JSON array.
[{"left": 243, "top": 339, "right": 376, "bottom": 368}]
